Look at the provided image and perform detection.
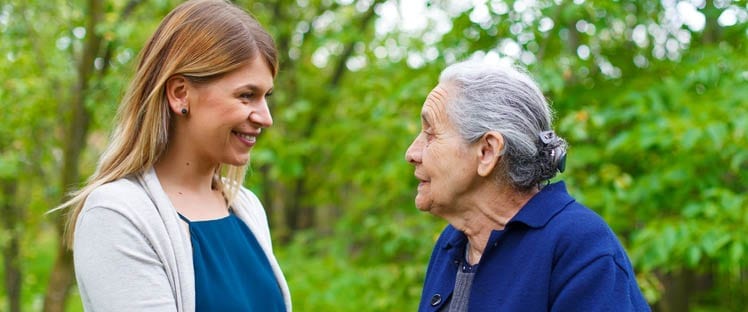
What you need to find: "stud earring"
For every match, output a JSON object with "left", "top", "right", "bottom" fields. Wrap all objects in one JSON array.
[{"left": 181, "top": 108, "right": 188, "bottom": 115}]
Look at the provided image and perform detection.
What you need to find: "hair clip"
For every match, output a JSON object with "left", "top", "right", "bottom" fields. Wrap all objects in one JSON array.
[
  {"left": 557, "top": 153, "right": 566, "bottom": 173},
  {"left": 538, "top": 130, "right": 556, "bottom": 145},
  {"left": 539, "top": 130, "right": 566, "bottom": 173}
]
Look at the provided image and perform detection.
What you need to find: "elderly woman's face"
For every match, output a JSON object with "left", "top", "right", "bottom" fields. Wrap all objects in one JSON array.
[{"left": 405, "top": 84, "right": 479, "bottom": 215}]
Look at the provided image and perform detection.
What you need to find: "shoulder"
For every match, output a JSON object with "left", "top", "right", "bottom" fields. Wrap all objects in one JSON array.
[
  {"left": 570, "top": 203, "right": 617, "bottom": 234},
  {"left": 548, "top": 201, "right": 633, "bottom": 269},
  {"left": 80, "top": 176, "right": 159, "bottom": 226},
  {"left": 236, "top": 185, "right": 261, "bottom": 204},
  {"left": 231, "top": 185, "right": 270, "bottom": 226},
  {"left": 74, "top": 177, "right": 159, "bottom": 248},
  {"left": 231, "top": 185, "right": 275, "bottom": 247},
  {"left": 233, "top": 186, "right": 264, "bottom": 211},
  {"left": 553, "top": 202, "right": 611, "bottom": 233},
  {"left": 84, "top": 177, "right": 150, "bottom": 211}
]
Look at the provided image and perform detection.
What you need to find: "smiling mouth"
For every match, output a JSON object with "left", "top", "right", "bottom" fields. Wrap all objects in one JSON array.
[{"left": 232, "top": 131, "right": 257, "bottom": 145}]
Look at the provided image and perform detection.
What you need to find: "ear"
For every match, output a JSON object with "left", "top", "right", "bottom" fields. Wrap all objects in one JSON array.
[
  {"left": 165, "top": 75, "right": 189, "bottom": 114},
  {"left": 476, "top": 131, "right": 504, "bottom": 177}
]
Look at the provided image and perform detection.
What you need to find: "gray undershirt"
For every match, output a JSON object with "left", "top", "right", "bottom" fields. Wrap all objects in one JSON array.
[{"left": 441, "top": 246, "right": 478, "bottom": 312}]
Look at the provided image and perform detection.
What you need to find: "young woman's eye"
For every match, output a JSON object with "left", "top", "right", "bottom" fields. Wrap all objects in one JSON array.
[
  {"left": 240, "top": 93, "right": 254, "bottom": 100},
  {"left": 264, "top": 92, "right": 273, "bottom": 98}
]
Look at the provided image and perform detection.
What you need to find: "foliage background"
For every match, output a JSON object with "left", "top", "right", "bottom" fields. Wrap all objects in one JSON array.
[{"left": 1, "top": 0, "right": 747, "bottom": 311}]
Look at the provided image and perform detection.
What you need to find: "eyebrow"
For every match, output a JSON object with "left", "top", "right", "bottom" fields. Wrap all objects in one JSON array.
[{"left": 236, "top": 83, "right": 273, "bottom": 93}]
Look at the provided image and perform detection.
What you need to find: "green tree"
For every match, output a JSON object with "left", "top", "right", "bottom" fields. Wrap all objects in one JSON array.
[{"left": 1, "top": 0, "right": 746, "bottom": 311}]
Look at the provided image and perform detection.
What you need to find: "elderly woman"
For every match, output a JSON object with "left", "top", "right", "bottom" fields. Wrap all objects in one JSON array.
[{"left": 405, "top": 59, "right": 649, "bottom": 311}]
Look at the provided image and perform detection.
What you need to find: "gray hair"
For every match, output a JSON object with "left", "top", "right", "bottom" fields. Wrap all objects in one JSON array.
[{"left": 439, "top": 59, "right": 567, "bottom": 191}]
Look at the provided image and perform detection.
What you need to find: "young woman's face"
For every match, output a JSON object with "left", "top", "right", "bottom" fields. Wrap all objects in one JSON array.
[{"left": 182, "top": 56, "right": 274, "bottom": 167}]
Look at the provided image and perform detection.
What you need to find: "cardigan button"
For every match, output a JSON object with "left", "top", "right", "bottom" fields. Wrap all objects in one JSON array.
[{"left": 430, "top": 294, "right": 442, "bottom": 306}]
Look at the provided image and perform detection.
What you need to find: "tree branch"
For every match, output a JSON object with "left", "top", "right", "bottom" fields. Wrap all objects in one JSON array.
[
  {"left": 98, "top": 0, "right": 145, "bottom": 78},
  {"left": 328, "top": 0, "right": 383, "bottom": 88}
]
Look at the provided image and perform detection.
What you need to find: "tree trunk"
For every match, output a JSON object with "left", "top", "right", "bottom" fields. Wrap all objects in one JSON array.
[
  {"left": 42, "top": 240, "right": 75, "bottom": 312},
  {"left": 655, "top": 268, "right": 714, "bottom": 312},
  {"left": 655, "top": 270, "right": 690, "bottom": 312},
  {"left": 43, "top": 0, "right": 103, "bottom": 310},
  {"left": 2, "top": 179, "right": 21, "bottom": 312},
  {"left": 259, "top": 164, "right": 291, "bottom": 242},
  {"left": 287, "top": 0, "right": 383, "bottom": 233},
  {"left": 701, "top": 0, "right": 721, "bottom": 44}
]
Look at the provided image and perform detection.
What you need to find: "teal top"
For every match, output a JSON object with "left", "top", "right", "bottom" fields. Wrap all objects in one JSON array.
[{"left": 179, "top": 211, "right": 285, "bottom": 312}]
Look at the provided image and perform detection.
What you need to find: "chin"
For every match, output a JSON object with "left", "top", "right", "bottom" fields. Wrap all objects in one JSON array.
[
  {"left": 225, "top": 157, "right": 250, "bottom": 166},
  {"left": 414, "top": 198, "right": 431, "bottom": 212}
]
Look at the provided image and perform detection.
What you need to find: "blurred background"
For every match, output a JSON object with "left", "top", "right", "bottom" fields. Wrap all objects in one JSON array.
[{"left": 1, "top": 0, "right": 747, "bottom": 311}]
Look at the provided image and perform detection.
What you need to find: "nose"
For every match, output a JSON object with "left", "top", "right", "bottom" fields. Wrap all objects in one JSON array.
[
  {"left": 250, "top": 99, "right": 273, "bottom": 128},
  {"left": 405, "top": 133, "right": 423, "bottom": 164}
]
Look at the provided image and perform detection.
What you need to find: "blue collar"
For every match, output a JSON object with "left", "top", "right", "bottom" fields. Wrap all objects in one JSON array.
[
  {"left": 505, "top": 181, "right": 574, "bottom": 229},
  {"left": 442, "top": 181, "right": 575, "bottom": 250}
]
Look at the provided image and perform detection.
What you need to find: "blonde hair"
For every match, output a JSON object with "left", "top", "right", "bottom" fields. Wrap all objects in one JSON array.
[{"left": 56, "top": 0, "right": 278, "bottom": 246}]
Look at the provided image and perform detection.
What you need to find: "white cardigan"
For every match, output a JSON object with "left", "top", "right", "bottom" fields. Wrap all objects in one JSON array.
[{"left": 73, "top": 168, "right": 292, "bottom": 311}]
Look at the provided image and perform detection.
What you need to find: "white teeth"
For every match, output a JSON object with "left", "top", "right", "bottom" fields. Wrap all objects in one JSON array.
[{"left": 235, "top": 132, "right": 256, "bottom": 141}]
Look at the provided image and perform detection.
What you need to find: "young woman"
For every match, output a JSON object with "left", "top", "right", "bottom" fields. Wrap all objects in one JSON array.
[{"left": 60, "top": 0, "right": 291, "bottom": 310}]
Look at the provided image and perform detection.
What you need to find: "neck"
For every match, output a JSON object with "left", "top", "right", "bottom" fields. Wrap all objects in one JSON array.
[
  {"left": 154, "top": 144, "right": 218, "bottom": 194},
  {"left": 154, "top": 145, "right": 229, "bottom": 220},
  {"left": 451, "top": 182, "right": 538, "bottom": 265}
]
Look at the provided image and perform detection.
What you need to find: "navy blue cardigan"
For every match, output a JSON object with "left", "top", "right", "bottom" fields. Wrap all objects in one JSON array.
[{"left": 418, "top": 182, "right": 650, "bottom": 311}]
